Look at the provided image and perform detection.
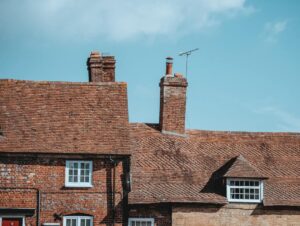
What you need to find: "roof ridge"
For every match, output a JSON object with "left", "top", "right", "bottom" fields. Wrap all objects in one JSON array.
[{"left": 0, "top": 79, "right": 127, "bottom": 86}]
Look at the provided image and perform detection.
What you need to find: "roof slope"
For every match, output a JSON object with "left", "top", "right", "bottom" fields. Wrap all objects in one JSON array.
[
  {"left": 129, "top": 123, "right": 300, "bottom": 206},
  {"left": 0, "top": 79, "right": 130, "bottom": 154},
  {"left": 224, "top": 155, "right": 267, "bottom": 179}
]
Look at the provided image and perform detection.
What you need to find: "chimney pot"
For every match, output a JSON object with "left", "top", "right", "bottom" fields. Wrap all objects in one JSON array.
[{"left": 166, "top": 57, "right": 173, "bottom": 75}]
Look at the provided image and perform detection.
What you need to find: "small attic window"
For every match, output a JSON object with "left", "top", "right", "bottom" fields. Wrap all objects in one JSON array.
[{"left": 226, "top": 178, "right": 263, "bottom": 203}]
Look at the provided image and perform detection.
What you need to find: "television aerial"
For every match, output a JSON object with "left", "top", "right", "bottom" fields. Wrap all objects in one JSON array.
[{"left": 179, "top": 48, "right": 199, "bottom": 78}]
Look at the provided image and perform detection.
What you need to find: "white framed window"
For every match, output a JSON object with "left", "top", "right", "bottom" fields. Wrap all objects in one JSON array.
[
  {"left": 226, "top": 178, "right": 263, "bottom": 203},
  {"left": 65, "top": 160, "right": 92, "bottom": 187},
  {"left": 128, "top": 218, "right": 154, "bottom": 226},
  {"left": 63, "top": 216, "right": 92, "bottom": 226}
]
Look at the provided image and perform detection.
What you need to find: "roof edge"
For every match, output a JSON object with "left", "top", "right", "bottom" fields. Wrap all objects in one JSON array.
[{"left": 0, "top": 79, "right": 127, "bottom": 87}]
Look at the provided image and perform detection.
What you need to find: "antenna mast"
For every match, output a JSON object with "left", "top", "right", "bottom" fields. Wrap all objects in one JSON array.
[{"left": 179, "top": 48, "right": 199, "bottom": 78}]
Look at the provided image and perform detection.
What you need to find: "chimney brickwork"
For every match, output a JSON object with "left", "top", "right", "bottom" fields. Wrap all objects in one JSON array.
[
  {"left": 159, "top": 58, "right": 188, "bottom": 135},
  {"left": 87, "top": 51, "right": 116, "bottom": 82}
]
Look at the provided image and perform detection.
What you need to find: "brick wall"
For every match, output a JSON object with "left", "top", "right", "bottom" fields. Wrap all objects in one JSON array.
[
  {"left": 0, "top": 155, "right": 128, "bottom": 226},
  {"left": 172, "top": 204, "right": 300, "bottom": 226},
  {"left": 128, "top": 204, "right": 172, "bottom": 226}
]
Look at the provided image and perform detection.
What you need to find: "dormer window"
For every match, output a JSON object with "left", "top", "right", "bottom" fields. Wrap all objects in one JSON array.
[
  {"left": 226, "top": 178, "right": 263, "bottom": 203},
  {"left": 223, "top": 155, "right": 267, "bottom": 203}
]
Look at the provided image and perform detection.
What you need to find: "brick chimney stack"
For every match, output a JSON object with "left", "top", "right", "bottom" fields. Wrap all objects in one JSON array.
[
  {"left": 87, "top": 51, "right": 116, "bottom": 82},
  {"left": 159, "top": 57, "right": 188, "bottom": 135}
]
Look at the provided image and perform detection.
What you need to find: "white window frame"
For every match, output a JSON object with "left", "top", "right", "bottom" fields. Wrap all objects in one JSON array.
[
  {"left": 226, "top": 178, "right": 263, "bottom": 203},
  {"left": 42, "top": 224, "right": 60, "bottom": 226},
  {"left": 65, "top": 160, "right": 93, "bottom": 187},
  {"left": 0, "top": 216, "right": 25, "bottom": 226},
  {"left": 63, "top": 216, "right": 93, "bottom": 226},
  {"left": 128, "top": 218, "right": 154, "bottom": 226}
]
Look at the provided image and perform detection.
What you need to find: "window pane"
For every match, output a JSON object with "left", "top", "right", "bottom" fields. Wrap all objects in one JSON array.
[
  {"left": 69, "top": 162, "right": 73, "bottom": 169},
  {"left": 74, "top": 176, "right": 78, "bottom": 182},
  {"left": 86, "top": 219, "right": 91, "bottom": 226},
  {"left": 136, "top": 222, "right": 141, "bottom": 226},
  {"left": 81, "top": 219, "right": 85, "bottom": 226},
  {"left": 80, "top": 175, "right": 85, "bottom": 182},
  {"left": 72, "top": 219, "right": 76, "bottom": 226},
  {"left": 67, "top": 219, "right": 71, "bottom": 226},
  {"left": 147, "top": 222, "right": 151, "bottom": 226}
]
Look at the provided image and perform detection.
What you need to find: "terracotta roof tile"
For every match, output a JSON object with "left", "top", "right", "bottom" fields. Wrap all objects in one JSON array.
[
  {"left": 224, "top": 155, "right": 267, "bottom": 179},
  {"left": 0, "top": 79, "right": 130, "bottom": 154},
  {"left": 129, "top": 123, "right": 300, "bottom": 206}
]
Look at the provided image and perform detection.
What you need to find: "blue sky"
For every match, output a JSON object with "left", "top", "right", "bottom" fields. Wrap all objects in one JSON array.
[{"left": 1, "top": 0, "right": 300, "bottom": 132}]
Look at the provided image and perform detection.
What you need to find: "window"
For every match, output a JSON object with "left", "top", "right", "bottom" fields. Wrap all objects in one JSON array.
[
  {"left": 226, "top": 179, "right": 263, "bottom": 203},
  {"left": 63, "top": 216, "right": 92, "bottom": 226},
  {"left": 65, "top": 160, "right": 92, "bottom": 187},
  {"left": 128, "top": 218, "right": 154, "bottom": 226}
]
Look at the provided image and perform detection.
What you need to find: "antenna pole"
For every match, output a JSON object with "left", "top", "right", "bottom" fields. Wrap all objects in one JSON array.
[
  {"left": 185, "top": 54, "right": 189, "bottom": 78},
  {"left": 179, "top": 48, "right": 199, "bottom": 78}
]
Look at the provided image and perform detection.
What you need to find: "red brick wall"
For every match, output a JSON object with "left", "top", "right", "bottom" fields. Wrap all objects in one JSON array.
[
  {"left": 128, "top": 204, "right": 172, "bottom": 226},
  {"left": 0, "top": 155, "right": 127, "bottom": 226}
]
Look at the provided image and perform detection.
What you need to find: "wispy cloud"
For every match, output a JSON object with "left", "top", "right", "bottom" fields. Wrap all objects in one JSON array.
[
  {"left": 0, "top": 0, "right": 251, "bottom": 41},
  {"left": 253, "top": 106, "right": 300, "bottom": 131},
  {"left": 263, "top": 20, "right": 287, "bottom": 43}
]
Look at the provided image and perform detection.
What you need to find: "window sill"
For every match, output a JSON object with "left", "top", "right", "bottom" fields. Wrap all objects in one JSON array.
[
  {"left": 64, "top": 184, "right": 93, "bottom": 188},
  {"left": 228, "top": 200, "right": 262, "bottom": 203}
]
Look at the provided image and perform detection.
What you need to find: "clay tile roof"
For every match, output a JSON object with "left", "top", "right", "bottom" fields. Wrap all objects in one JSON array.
[
  {"left": 0, "top": 79, "right": 130, "bottom": 155},
  {"left": 224, "top": 155, "right": 267, "bottom": 179},
  {"left": 129, "top": 123, "right": 300, "bottom": 206}
]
